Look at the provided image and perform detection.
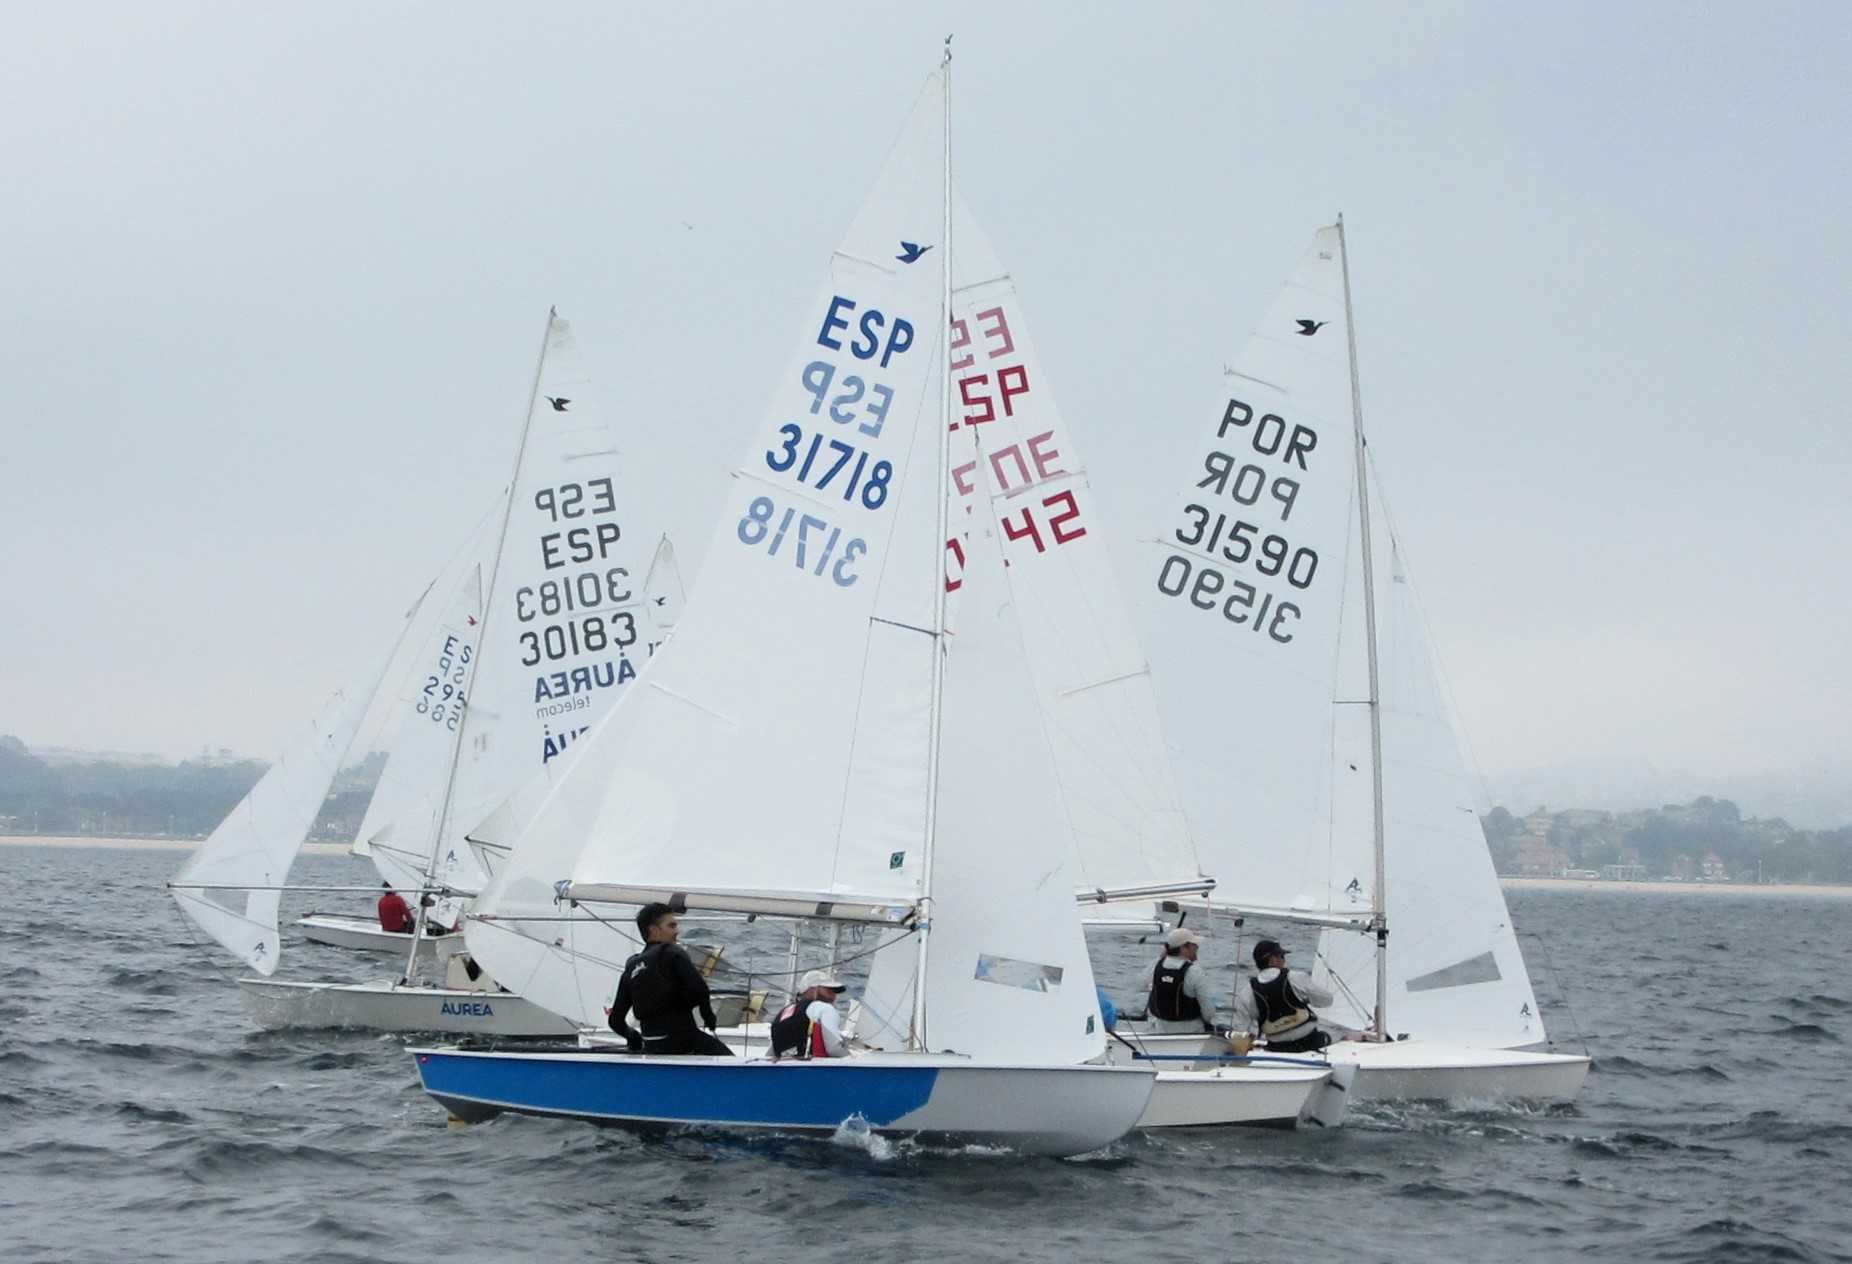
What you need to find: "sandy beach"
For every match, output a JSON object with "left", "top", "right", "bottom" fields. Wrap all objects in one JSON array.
[
  {"left": 1503, "top": 876, "right": 1852, "bottom": 899},
  {"left": 0, "top": 835, "right": 351, "bottom": 856}
]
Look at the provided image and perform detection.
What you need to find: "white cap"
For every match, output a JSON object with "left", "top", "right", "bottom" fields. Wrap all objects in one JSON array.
[
  {"left": 1164, "top": 927, "right": 1203, "bottom": 950},
  {"left": 800, "top": 969, "right": 846, "bottom": 992}
]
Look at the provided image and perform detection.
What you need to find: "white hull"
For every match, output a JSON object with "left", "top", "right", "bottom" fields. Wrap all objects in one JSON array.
[
  {"left": 1113, "top": 1028, "right": 1588, "bottom": 1104},
  {"left": 239, "top": 977, "right": 578, "bottom": 1037},
  {"left": 412, "top": 1046, "right": 1156, "bottom": 1157},
  {"left": 1324, "top": 1039, "right": 1591, "bottom": 1103},
  {"left": 296, "top": 914, "right": 463, "bottom": 960},
  {"left": 1139, "top": 1064, "right": 1330, "bottom": 1128}
]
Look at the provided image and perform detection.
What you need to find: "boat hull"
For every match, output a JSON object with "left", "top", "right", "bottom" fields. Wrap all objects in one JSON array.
[
  {"left": 409, "top": 1047, "right": 1155, "bottom": 1157},
  {"left": 297, "top": 914, "right": 463, "bottom": 960},
  {"left": 1097, "top": 1035, "right": 1330, "bottom": 1126},
  {"left": 240, "top": 978, "right": 578, "bottom": 1037},
  {"left": 1112, "top": 1028, "right": 1588, "bottom": 1103},
  {"left": 1324, "top": 1040, "right": 1591, "bottom": 1103},
  {"left": 1138, "top": 1065, "right": 1329, "bottom": 1128}
]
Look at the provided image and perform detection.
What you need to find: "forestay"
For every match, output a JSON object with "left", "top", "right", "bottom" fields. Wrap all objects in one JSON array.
[{"left": 469, "top": 74, "right": 950, "bottom": 1025}]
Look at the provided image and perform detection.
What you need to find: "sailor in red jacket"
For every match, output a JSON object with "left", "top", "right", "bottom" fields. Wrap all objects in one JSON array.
[{"left": 377, "top": 882, "right": 416, "bottom": 933}]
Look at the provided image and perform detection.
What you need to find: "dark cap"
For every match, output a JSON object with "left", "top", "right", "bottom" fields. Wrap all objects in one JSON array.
[{"left": 1251, "top": 939, "right": 1289, "bottom": 968}]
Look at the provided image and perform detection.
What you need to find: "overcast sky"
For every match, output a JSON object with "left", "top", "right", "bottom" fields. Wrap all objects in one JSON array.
[{"left": 2, "top": 3, "right": 1847, "bottom": 821}]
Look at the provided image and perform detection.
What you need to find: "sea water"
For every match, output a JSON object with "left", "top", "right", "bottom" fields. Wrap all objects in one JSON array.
[{"left": 2, "top": 843, "right": 1847, "bottom": 1263}]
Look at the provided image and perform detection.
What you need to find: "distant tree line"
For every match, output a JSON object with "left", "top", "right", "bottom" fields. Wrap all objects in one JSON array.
[
  {"left": 6, "top": 735, "right": 1849, "bottom": 883},
  {"left": 0, "top": 736, "right": 382, "bottom": 841},
  {"left": 1482, "top": 795, "right": 1852, "bottom": 884}
]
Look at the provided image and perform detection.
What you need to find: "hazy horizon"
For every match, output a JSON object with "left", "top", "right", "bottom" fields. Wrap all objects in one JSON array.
[{"left": 3, "top": 6, "right": 1847, "bottom": 821}]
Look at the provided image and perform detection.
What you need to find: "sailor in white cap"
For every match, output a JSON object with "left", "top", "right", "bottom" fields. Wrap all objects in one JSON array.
[
  {"left": 769, "top": 968, "right": 849, "bottom": 1058},
  {"left": 1145, "top": 926, "right": 1227, "bottom": 1036}
]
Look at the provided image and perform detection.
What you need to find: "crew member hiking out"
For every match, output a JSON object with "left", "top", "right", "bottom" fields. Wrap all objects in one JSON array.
[{"left": 608, "top": 902, "right": 734, "bottom": 1057}]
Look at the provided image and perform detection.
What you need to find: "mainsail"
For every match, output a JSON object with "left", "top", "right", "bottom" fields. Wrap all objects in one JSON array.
[{"left": 466, "top": 75, "right": 951, "bottom": 1024}]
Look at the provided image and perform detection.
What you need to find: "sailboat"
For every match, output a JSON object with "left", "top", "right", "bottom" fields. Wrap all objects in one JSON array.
[
  {"left": 893, "top": 199, "right": 1333, "bottom": 1127},
  {"left": 410, "top": 55, "right": 1157, "bottom": 1157},
  {"left": 178, "top": 311, "right": 677, "bottom": 1038},
  {"left": 1126, "top": 220, "right": 1589, "bottom": 1102}
]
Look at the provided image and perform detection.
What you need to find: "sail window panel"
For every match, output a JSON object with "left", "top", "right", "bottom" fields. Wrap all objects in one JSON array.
[
  {"left": 973, "top": 954, "right": 1065, "bottom": 993},
  {"left": 1404, "top": 950, "right": 1503, "bottom": 993}
]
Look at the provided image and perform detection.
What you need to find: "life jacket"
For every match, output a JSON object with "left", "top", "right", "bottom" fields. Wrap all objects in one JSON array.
[
  {"left": 769, "top": 1001, "right": 811, "bottom": 1058},
  {"left": 1250, "top": 970, "right": 1317, "bottom": 1042},
  {"left": 622, "top": 944, "right": 679, "bottom": 1022},
  {"left": 770, "top": 1000, "right": 834, "bottom": 1059},
  {"left": 1148, "top": 958, "right": 1203, "bottom": 1024}
]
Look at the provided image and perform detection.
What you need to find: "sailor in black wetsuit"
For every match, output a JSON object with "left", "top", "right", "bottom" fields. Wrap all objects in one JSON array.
[
  {"left": 608, "top": 902, "right": 734, "bottom": 1056},
  {"left": 1145, "top": 926, "right": 1227, "bottom": 1036},
  {"left": 1233, "top": 938, "right": 1339, "bottom": 1053}
]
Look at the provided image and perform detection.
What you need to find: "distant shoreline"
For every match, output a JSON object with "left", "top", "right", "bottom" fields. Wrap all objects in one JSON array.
[
  {"left": 5, "top": 837, "right": 1848, "bottom": 897},
  {"left": 1502, "top": 875, "right": 1852, "bottom": 899},
  {"left": 0, "top": 834, "right": 351, "bottom": 856}
]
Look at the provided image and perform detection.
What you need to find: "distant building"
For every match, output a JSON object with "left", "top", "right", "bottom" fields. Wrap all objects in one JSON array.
[
  {"left": 1517, "top": 834, "right": 1567, "bottom": 877},
  {"left": 1601, "top": 863, "right": 1648, "bottom": 881},
  {"left": 1701, "top": 852, "right": 1729, "bottom": 881}
]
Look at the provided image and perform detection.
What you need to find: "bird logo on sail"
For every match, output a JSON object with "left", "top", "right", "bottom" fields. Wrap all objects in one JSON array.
[
  {"left": 546, "top": 396, "right": 571, "bottom": 411},
  {"left": 1295, "top": 319, "right": 1328, "bottom": 336},
  {"left": 897, "top": 241, "right": 932, "bottom": 264}
]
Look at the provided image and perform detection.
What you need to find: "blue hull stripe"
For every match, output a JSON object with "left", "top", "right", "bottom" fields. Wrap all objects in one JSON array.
[{"left": 415, "top": 1052, "right": 939, "bottom": 1129}]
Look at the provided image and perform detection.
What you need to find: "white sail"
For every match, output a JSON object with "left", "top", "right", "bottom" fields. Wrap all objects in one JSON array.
[
  {"left": 468, "top": 74, "right": 950, "bottom": 1024},
  {"left": 1137, "top": 226, "right": 1363, "bottom": 919},
  {"left": 347, "top": 566, "right": 487, "bottom": 918},
  {"left": 1135, "top": 225, "right": 1544, "bottom": 1047},
  {"left": 351, "top": 500, "right": 502, "bottom": 874},
  {"left": 948, "top": 200, "right": 1202, "bottom": 902},
  {"left": 859, "top": 458, "right": 1106, "bottom": 1063},
  {"left": 169, "top": 688, "right": 370, "bottom": 975},
  {"left": 433, "top": 312, "right": 672, "bottom": 888},
  {"left": 1311, "top": 467, "right": 1543, "bottom": 1046}
]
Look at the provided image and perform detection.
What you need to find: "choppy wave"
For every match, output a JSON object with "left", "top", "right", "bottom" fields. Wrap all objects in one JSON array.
[{"left": 5, "top": 849, "right": 1851, "bottom": 1263}]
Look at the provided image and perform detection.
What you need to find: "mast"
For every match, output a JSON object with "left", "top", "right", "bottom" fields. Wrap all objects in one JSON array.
[
  {"left": 910, "top": 38, "right": 953, "bottom": 1051},
  {"left": 1337, "top": 215, "right": 1389, "bottom": 1038},
  {"left": 399, "top": 310, "right": 553, "bottom": 984}
]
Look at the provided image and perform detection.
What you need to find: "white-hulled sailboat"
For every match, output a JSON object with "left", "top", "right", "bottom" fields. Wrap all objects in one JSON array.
[
  {"left": 1127, "top": 221, "right": 1588, "bottom": 1102},
  {"left": 411, "top": 55, "right": 1156, "bottom": 1157},
  {"left": 176, "top": 311, "right": 677, "bottom": 1038}
]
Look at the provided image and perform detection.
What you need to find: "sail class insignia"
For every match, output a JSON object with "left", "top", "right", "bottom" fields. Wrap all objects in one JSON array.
[
  {"left": 897, "top": 241, "right": 932, "bottom": 264},
  {"left": 1295, "top": 319, "right": 1328, "bottom": 336}
]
